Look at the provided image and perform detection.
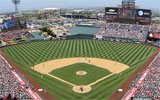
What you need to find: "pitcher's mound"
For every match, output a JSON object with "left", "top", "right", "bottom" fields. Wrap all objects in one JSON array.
[
  {"left": 72, "top": 85, "right": 91, "bottom": 93},
  {"left": 76, "top": 71, "right": 87, "bottom": 76}
]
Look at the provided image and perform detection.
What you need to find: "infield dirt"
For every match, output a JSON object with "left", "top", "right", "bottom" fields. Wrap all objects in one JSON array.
[
  {"left": 32, "top": 57, "right": 129, "bottom": 93},
  {"left": 32, "top": 57, "right": 129, "bottom": 74}
]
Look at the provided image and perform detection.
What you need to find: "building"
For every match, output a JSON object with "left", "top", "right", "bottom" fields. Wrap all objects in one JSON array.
[{"left": 38, "top": 8, "right": 60, "bottom": 14}]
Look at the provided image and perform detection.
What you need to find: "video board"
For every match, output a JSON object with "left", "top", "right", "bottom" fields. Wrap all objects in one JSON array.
[
  {"left": 1, "top": 21, "right": 15, "bottom": 29},
  {"left": 1, "top": 20, "right": 27, "bottom": 31},
  {"left": 105, "top": 7, "right": 152, "bottom": 24},
  {"left": 118, "top": 8, "right": 134, "bottom": 18}
]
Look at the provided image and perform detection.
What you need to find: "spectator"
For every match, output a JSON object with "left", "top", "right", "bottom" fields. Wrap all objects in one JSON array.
[
  {"left": 0, "top": 55, "right": 33, "bottom": 100},
  {"left": 129, "top": 53, "right": 160, "bottom": 100},
  {"left": 95, "top": 22, "right": 160, "bottom": 42}
]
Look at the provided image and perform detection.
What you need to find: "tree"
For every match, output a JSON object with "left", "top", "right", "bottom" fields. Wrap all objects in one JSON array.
[
  {"left": 39, "top": 31, "right": 43, "bottom": 35},
  {"left": 40, "top": 26, "right": 56, "bottom": 37},
  {"left": 41, "top": 26, "right": 50, "bottom": 32}
]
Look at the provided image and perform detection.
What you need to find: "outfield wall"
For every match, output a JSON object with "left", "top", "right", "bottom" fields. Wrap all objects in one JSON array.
[{"left": 1, "top": 34, "right": 159, "bottom": 48}]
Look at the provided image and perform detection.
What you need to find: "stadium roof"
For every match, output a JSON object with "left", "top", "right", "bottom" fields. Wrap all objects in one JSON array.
[{"left": 42, "top": 8, "right": 60, "bottom": 10}]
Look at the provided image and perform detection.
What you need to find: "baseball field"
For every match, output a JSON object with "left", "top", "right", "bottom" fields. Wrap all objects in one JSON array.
[{"left": 2, "top": 40, "right": 157, "bottom": 100}]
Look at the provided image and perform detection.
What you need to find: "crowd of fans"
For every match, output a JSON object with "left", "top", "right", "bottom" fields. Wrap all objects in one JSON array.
[
  {"left": 92, "top": 21, "right": 106, "bottom": 27},
  {"left": 95, "top": 22, "right": 160, "bottom": 42},
  {"left": 151, "top": 40, "right": 160, "bottom": 47},
  {"left": 0, "top": 55, "right": 33, "bottom": 100},
  {"left": 0, "top": 29, "right": 35, "bottom": 41},
  {"left": 129, "top": 68, "right": 147, "bottom": 90},
  {"left": 130, "top": 52, "right": 160, "bottom": 100},
  {"left": 150, "top": 24, "right": 160, "bottom": 32}
]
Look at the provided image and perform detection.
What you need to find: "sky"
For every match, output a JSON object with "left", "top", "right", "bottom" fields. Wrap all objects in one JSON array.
[{"left": 0, "top": 0, "right": 160, "bottom": 13}]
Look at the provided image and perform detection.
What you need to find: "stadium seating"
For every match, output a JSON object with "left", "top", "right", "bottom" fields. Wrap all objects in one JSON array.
[
  {"left": 0, "top": 55, "right": 33, "bottom": 100},
  {"left": 130, "top": 53, "right": 160, "bottom": 99},
  {"left": 95, "top": 22, "right": 160, "bottom": 42},
  {"left": 0, "top": 30, "right": 35, "bottom": 40},
  {"left": 153, "top": 41, "right": 160, "bottom": 47}
]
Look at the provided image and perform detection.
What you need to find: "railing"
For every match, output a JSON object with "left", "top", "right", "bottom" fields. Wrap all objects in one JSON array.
[
  {"left": 0, "top": 54, "right": 42, "bottom": 100},
  {"left": 122, "top": 52, "right": 160, "bottom": 100}
]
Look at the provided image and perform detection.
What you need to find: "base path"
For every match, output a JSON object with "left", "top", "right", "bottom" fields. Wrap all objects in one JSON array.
[
  {"left": 89, "top": 73, "right": 115, "bottom": 86},
  {"left": 47, "top": 73, "right": 76, "bottom": 86},
  {"left": 32, "top": 57, "right": 129, "bottom": 93}
]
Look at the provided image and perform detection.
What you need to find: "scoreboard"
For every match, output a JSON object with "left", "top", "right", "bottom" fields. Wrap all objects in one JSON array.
[
  {"left": 105, "top": 7, "right": 152, "bottom": 24},
  {"left": 1, "top": 21, "right": 16, "bottom": 30},
  {"left": 118, "top": 8, "right": 135, "bottom": 18},
  {"left": 1, "top": 20, "right": 26, "bottom": 31}
]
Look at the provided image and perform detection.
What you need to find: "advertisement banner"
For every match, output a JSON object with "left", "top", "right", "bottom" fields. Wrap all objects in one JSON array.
[
  {"left": 8, "top": 21, "right": 15, "bottom": 28},
  {"left": 96, "top": 35, "right": 103, "bottom": 39},
  {"left": 123, "top": 87, "right": 137, "bottom": 100},
  {"left": 26, "top": 88, "right": 41, "bottom": 100},
  {"left": 149, "top": 33, "right": 160, "bottom": 39},
  {"left": 137, "top": 17, "right": 151, "bottom": 23},
  {"left": 124, "top": 68, "right": 151, "bottom": 100},
  {"left": 136, "top": 69, "right": 150, "bottom": 86},
  {"left": 105, "top": 15, "right": 117, "bottom": 20},
  {"left": 11, "top": 71, "right": 26, "bottom": 86},
  {"left": 1, "top": 21, "right": 15, "bottom": 29},
  {"left": 137, "top": 9, "right": 151, "bottom": 17},
  {"left": 105, "top": 7, "right": 118, "bottom": 15}
]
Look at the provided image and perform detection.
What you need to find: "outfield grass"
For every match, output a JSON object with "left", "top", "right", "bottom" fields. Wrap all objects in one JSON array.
[
  {"left": 2, "top": 40, "right": 156, "bottom": 100},
  {"left": 50, "top": 63, "right": 111, "bottom": 85}
]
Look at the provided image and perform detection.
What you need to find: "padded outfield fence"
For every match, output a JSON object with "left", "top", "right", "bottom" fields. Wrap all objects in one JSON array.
[{"left": 0, "top": 34, "right": 159, "bottom": 48}]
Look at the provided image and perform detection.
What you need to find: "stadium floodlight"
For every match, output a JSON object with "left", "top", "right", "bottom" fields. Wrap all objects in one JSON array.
[{"left": 12, "top": 0, "right": 21, "bottom": 14}]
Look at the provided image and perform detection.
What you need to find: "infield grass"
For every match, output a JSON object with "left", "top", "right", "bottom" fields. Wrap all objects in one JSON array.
[
  {"left": 50, "top": 63, "right": 111, "bottom": 85},
  {"left": 2, "top": 40, "right": 156, "bottom": 100}
]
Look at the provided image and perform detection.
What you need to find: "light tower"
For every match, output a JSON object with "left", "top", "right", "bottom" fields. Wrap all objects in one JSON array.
[
  {"left": 118, "top": 0, "right": 139, "bottom": 9},
  {"left": 12, "top": 0, "right": 21, "bottom": 14},
  {"left": 122, "top": 0, "right": 136, "bottom": 9}
]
